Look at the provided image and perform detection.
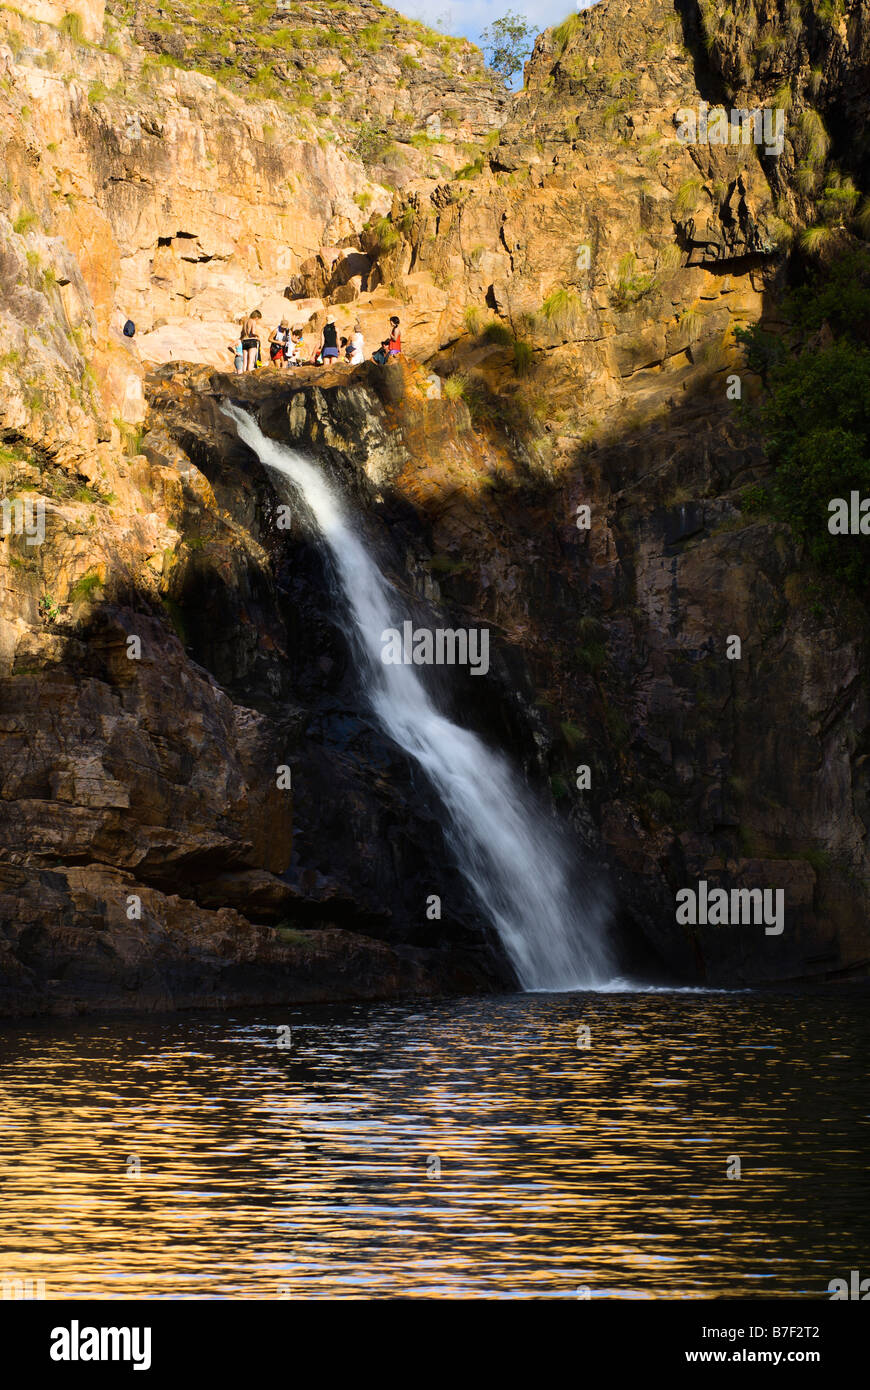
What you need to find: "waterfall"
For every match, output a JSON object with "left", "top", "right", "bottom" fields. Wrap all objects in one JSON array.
[{"left": 225, "top": 404, "right": 615, "bottom": 990}]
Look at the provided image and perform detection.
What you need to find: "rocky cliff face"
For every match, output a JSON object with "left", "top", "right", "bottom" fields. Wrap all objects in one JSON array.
[
  {"left": 365, "top": 0, "right": 870, "bottom": 983},
  {"left": 1, "top": 0, "right": 869, "bottom": 1012},
  {"left": 121, "top": 0, "right": 509, "bottom": 184},
  {"left": 0, "top": 359, "right": 513, "bottom": 1015},
  {"left": 0, "top": 0, "right": 507, "bottom": 428}
]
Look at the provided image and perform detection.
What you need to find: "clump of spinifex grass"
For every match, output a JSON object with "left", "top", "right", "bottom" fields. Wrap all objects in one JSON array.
[{"left": 540, "top": 287, "right": 584, "bottom": 335}]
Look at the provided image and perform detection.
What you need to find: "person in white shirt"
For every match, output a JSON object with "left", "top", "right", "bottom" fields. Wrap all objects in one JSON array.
[{"left": 348, "top": 323, "right": 365, "bottom": 365}]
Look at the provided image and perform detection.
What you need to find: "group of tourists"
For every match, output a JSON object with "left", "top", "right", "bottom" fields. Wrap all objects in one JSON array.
[{"left": 230, "top": 311, "right": 401, "bottom": 374}]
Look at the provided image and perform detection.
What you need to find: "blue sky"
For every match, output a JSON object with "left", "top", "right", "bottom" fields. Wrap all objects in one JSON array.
[{"left": 383, "top": 1, "right": 590, "bottom": 57}]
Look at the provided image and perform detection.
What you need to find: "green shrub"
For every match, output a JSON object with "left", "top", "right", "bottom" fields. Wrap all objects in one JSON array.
[
  {"left": 115, "top": 418, "right": 144, "bottom": 456},
  {"left": 577, "top": 640, "right": 607, "bottom": 672},
  {"left": 540, "top": 287, "right": 584, "bottom": 335},
  {"left": 577, "top": 614, "right": 604, "bottom": 640},
  {"left": 68, "top": 570, "right": 102, "bottom": 602},
  {"left": 814, "top": 0, "right": 846, "bottom": 26},
  {"left": 739, "top": 483, "right": 770, "bottom": 514},
  {"left": 441, "top": 373, "right": 494, "bottom": 425},
  {"left": 679, "top": 306, "right": 704, "bottom": 343},
  {"left": 483, "top": 320, "right": 514, "bottom": 346},
  {"left": 352, "top": 123, "right": 392, "bottom": 164},
  {"left": 794, "top": 163, "right": 819, "bottom": 197},
  {"left": 549, "top": 772, "right": 570, "bottom": 800},
  {"left": 443, "top": 372, "right": 468, "bottom": 400},
  {"left": 817, "top": 171, "right": 859, "bottom": 223},
  {"left": 602, "top": 98, "right": 628, "bottom": 128},
  {"left": 275, "top": 926, "right": 312, "bottom": 947},
  {"left": 367, "top": 214, "right": 398, "bottom": 255},
  {"left": 796, "top": 108, "right": 830, "bottom": 165},
  {"left": 612, "top": 252, "right": 658, "bottom": 309},
  {"left": 60, "top": 12, "right": 85, "bottom": 42},
  {"left": 429, "top": 552, "right": 469, "bottom": 576},
  {"left": 12, "top": 211, "right": 37, "bottom": 234},
  {"left": 738, "top": 246, "right": 870, "bottom": 592},
  {"left": 772, "top": 82, "right": 793, "bottom": 113},
  {"left": 645, "top": 788, "right": 672, "bottom": 819},
  {"left": 560, "top": 721, "right": 585, "bottom": 749},
  {"left": 735, "top": 323, "right": 786, "bottom": 379},
  {"left": 656, "top": 243, "right": 683, "bottom": 273},
  {"left": 513, "top": 339, "right": 533, "bottom": 376},
  {"left": 455, "top": 155, "right": 485, "bottom": 180},
  {"left": 360, "top": 20, "right": 388, "bottom": 51},
  {"left": 674, "top": 177, "right": 703, "bottom": 218},
  {"left": 799, "top": 224, "right": 834, "bottom": 257},
  {"left": 409, "top": 131, "right": 443, "bottom": 150},
  {"left": 552, "top": 13, "right": 583, "bottom": 55},
  {"left": 769, "top": 216, "right": 795, "bottom": 249}
]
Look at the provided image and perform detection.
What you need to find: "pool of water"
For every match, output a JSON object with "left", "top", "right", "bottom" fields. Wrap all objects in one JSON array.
[{"left": 0, "top": 988, "right": 867, "bottom": 1298}]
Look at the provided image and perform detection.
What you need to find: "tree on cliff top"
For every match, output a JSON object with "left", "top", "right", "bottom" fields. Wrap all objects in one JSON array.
[{"left": 481, "top": 11, "right": 534, "bottom": 84}]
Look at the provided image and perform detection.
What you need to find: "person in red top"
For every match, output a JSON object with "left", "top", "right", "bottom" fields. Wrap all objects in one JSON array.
[{"left": 373, "top": 316, "right": 401, "bottom": 365}]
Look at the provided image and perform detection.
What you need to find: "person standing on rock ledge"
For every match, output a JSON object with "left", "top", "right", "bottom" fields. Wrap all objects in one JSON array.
[
  {"left": 269, "top": 318, "right": 292, "bottom": 367},
  {"left": 316, "top": 315, "right": 340, "bottom": 367},
  {"left": 228, "top": 335, "right": 244, "bottom": 374},
  {"left": 373, "top": 316, "right": 401, "bottom": 365},
  {"left": 240, "top": 316, "right": 260, "bottom": 372},
  {"left": 348, "top": 322, "right": 365, "bottom": 366},
  {"left": 287, "top": 326, "right": 304, "bottom": 365}
]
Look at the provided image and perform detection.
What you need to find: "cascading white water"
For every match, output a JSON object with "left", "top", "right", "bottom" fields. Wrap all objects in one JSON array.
[{"left": 225, "top": 404, "right": 615, "bottom": 990}]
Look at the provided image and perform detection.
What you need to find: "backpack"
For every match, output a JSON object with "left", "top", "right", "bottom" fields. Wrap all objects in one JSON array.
[{"left": 123, "top": 319, "right": 135, "bottom": 338}]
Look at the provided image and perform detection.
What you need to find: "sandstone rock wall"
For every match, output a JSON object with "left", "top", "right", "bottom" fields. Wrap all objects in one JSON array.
[
  {"left": 0, "top": 362, "right": 512, "bottom": 1015},
  {"left": 124, "top": 0, "right": 509, "bottom": 185},
  {"left": 140, "top": 360, "right": 870, "bottom": 988},
  {"left": 0, "top": 6, "right": 392, "bottom": 448},
  {"left": 1, "top": 0, "right": 868, "bottom": 1008},
  {"left": 16, "top": 0, "right": 105, "bottom": 43}
]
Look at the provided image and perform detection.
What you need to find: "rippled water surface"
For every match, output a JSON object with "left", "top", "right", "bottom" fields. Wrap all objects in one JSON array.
[{"left": 1, "top": 990, "right": 868, "bottom": 1298}]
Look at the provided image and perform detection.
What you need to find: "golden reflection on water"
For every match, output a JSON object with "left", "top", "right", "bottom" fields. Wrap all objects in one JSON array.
[{"left": 0, "top": 991, "right": 867, "bottom": 1298}]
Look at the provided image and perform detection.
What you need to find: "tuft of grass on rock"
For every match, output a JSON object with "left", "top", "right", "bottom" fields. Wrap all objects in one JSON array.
[
  {"left": 68, "top": 570, "right": 102, "bottom": 603},
  {"left": 540, "top": 287, "right": 584, "bottom": 335},
  {"left": 443, "top": 371, "right": 468, "bottom": 400}
]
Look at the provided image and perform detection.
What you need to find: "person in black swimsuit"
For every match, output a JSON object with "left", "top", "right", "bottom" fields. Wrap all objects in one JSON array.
[
  {"left": 318, "top": 315, "right": 340, "bottom": 366},
  {"left": 241, "top": 316, "right": 260, "bottom": 372}
]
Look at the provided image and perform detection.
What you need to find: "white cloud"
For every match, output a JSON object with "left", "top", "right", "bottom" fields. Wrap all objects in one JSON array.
[{"left": 383, "top": 1, "right": 590, "bottom": 52}]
